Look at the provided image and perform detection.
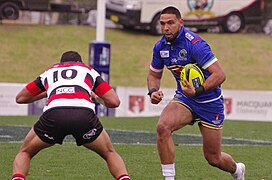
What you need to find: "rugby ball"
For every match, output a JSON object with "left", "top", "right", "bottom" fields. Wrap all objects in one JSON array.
[{"left": 180, "top": 64, "right": 204, "bottom": 88}]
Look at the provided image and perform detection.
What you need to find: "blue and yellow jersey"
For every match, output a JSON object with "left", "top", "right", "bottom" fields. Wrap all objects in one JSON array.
[{"left": 150, "top": 26, "right": 222, "bottom": 103}]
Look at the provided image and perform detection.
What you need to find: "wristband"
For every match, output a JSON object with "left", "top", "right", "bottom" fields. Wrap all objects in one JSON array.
[
  {"left": 147, "top": 88, "right": 158, "bottom": 97},
  {"left": 195, "top": 85, "right": 205, "bottom": 96}
]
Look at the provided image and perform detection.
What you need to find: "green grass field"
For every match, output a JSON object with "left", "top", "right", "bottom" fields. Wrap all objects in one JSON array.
[
  {"left": 0, "top": 24, "right": 272, "bottom": 90},
  {"left": 0, "top": 25, "right": 272, "bottom": 179},
  {"left": 1, "top": 116, "right": 272, "bottom": 179},
  {"left": 1, "top": 143, "right": 271, "bottom": 180}
]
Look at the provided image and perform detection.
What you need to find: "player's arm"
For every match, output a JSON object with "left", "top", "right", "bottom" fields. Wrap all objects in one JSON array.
[
  {"left": 202, "top": 61, "right": 226, "bottom": 92},
  {"left": 91, "top": 90, "right": 120, "bottom": 108},
  {"left": 184, "top": 39, "right": 226, "bottom": 96},
  {"left": 91, "top": 91, "right": 105, "bottom": 105},
  {"left": 147, "top": 69, "right": 164, "bottom": 104},
  {"left": 99, "top": 89, "right": 120, "bottom": 108},
  {"left": 16, "top": 88, "right": 47, "bottom": 104},
  {"left": 92, "top": 89, "right": 120, "bottom": 108},
  {"left": 92, "top": 76, "right": 120, "bottom": 108},
  {"left": 181, "top": 61, "right": 226, "bottom": 97},
  {"left": 147, "top": 69, "right": 162, "bottom": 91},
  {"left": 16, "top": 77, "right": 47, "bottom": 104}
]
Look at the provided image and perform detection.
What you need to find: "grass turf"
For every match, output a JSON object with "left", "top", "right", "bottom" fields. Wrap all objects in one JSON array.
[
  {"left": 0, "top": 25, "right": 272, "bottom": 90},
  {"left": 1, "top": 143, "right": 272, "bottom": 179},
  {"left": 1, "top": 116, "right": 272, "bottom": 179}
]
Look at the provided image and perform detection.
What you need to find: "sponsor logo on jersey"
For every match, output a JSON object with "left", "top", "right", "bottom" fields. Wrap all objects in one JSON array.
[
  {"left": 214, "top": 113, "right": 221, "bottom": 121},
  {"left": 185, "top": 32, "right": 195, "bottom": 41},
  {"left": 178, "top": 49, "right": 188, "bottom": 61},
  {"left": 56, "top": 87, "right": 75, "bottom": 94},
  {"left": 160, "top": 50, "right": 169, "bottom": 58},
  {"left": 171, "top": 58, "right": 178, "bottom": 63},
  {"left": 83, "top": 128, "right": 97, "bottom": 139}
]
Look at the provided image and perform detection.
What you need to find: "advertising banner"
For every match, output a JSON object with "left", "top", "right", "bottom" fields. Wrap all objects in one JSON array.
[
  {"left": 115, "top": 87, "right": 175, "bottom": 117},
  {"left": 1, "top": 83, "right": 271, "bottom": 122},
  {"left": 115, "top": 87, "right": 272, "bottom": 122},
  {"left": 223, "top": 90, "right": 272, "bottom": 122}
]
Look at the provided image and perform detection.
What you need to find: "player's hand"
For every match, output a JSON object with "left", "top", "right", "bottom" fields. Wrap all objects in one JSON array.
[
  {"left": 180, "top": 79, "right": 196, "bottom": 96},
  {"left": 150, "top": 91, "right": 164, "bottom": 104},
  {"left": 91, "top": 92, "right": 105, "bottom": 105}
]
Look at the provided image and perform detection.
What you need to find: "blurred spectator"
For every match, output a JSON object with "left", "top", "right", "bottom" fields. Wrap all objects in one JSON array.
[{"left": 264, "top": 20, "right": 272, "bottom": 35}]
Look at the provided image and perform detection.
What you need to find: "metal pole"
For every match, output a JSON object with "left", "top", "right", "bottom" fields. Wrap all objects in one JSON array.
[{"left": 96, "top": 0, "right": 106, "bottom": 41}]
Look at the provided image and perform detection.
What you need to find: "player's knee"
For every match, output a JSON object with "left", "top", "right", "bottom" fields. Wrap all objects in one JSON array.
[
  {"left": 19, "top": 147, "right": 38, "bottom": 158},
  {"left": 100, "top": 147, "right": 117, "bottom": 160},
  {"left": 156, "top": 123, "right": 171, "bottom": 139},
  {"left": 16, "top": 151, "right": 34, "bottom": 161}
]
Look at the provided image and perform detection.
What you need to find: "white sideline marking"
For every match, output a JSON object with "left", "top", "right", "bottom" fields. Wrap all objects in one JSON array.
[
  {"left": 0, "top": 135, "right": 12, "bottom": 138},
  {"left": 107, "top": 128, "right": 272, "bottom": 144},
  {"left": 1, "top": 127, "right": 272, "bottom": 146}
]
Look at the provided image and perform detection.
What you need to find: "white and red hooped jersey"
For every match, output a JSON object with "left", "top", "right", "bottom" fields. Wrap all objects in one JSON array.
[{"left": 25, "top": 62, "right": 112, "bottom": 112}]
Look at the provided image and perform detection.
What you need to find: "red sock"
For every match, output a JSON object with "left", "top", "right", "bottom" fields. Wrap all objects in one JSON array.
[
  {"left": 116, "top": 174, "right": 130, "bottom": 180},
  {"left": 11, "top": 173, "right": 25, "bottom": 180}
]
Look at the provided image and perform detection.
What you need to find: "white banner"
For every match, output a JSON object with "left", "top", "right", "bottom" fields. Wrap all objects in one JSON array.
[
  {"left": 0, "top": 83, "right": 28, "bottom": 115},
  {"left": 223, "top": 90, "right": 272, "bottom": 122},
  {"left": 115, "top": 87, "right": 272, "bottom": 122},
  {"left": 115, "top": 86, "right": 174, "bottom": 117},
  {"left": 1, "top": 83, "right": 271, "bottom": 122}
]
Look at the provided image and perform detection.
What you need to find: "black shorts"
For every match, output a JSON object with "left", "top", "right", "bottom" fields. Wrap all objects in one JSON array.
[{"left": 34, "top": 107, "right": 103, "bottom": 146}]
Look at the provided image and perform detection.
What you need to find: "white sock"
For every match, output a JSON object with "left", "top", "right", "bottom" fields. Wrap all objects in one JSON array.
[
  {"left": 234, "top": 163, "right": 240, "bottom": 174},
  {"left": 232, "top": 163, "right": 242, "bottom": 176},
  {"left": 162, "top": 164, "right": 175, "bottom": 180}
]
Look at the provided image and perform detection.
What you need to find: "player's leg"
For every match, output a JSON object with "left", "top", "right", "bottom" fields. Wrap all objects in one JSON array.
[
  {"left": 12, "top": 127, "right": 53, "bottom": 179},
  {"left": 83, "top": 129, "right": 130, "bottom": 180},
  {"left": 199, "top": 125, "right": 236, "bottom": 171},
  {"left": 199, "top": 125, "right": 245, "bottom": 179},
  {"left": 156, "top": 101, "right": 192, "bottom": 180}
]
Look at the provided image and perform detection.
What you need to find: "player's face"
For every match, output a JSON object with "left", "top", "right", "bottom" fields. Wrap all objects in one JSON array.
[{"left": 160, "top": 13, "right": 183, "bottom": 42}]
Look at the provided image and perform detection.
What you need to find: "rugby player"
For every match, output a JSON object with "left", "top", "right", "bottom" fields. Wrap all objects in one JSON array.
[
  {"left": 147, "top": 6, "right": 245, "bottom": 180},
  {"left": 12, "top": 51, "right": 130, "bottom": 180}
]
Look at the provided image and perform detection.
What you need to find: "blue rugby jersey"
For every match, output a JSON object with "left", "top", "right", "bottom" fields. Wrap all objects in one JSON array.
[{"left": 150, "top": 26, "right": 222, "bottom": 103}]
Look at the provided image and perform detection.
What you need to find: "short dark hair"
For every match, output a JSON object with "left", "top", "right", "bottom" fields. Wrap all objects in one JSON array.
[
  {"left": 160, "top": 6, "right": 182, "bottom": 19},
  {"left": 60, "top": 51, "right": 82, "bottom": 63}
]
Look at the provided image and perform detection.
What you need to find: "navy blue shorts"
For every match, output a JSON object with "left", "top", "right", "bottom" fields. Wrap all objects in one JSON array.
[
  {"left": 34, "top": 107, "right": 103, "bottom": 146},
  {"left": 173, "top": 93, "right": 225, "bottom": 129}
]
